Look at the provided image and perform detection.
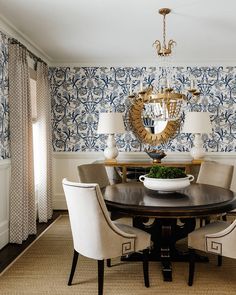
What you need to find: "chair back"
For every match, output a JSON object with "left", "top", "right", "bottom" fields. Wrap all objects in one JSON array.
[
  {"left": 197, "top": 161, "right": 234, "bottom": 189},
  {"left": 62, "top": 179, "right": 136, "bottom": 260},
  {"left": 77, "top": 163, "right": 110, "bottom": 189}
]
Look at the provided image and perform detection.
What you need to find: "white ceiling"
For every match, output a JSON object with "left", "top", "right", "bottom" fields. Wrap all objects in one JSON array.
[{"left": 0, "top": 0, "right": 235, "bottom": 66}]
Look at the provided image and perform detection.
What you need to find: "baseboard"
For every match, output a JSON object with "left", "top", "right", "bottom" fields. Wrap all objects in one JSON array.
[
  {"left": 53, "top": 194, "right": 67, "bottom": 210},
  {"left": 0, "top": 160, "right": 10, "bottom": 250},
  {"left": 0, "top": 221, "right": 9, "bottom": 250}
]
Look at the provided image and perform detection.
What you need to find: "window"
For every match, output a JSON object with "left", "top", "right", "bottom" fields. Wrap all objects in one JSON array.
[{"left": 30, "top": 78, "right": 37, "bottom": 121}]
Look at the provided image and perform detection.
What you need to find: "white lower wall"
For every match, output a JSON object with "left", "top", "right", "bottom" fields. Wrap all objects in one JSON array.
[
  {"left": 52, "top": 152, "right": 236, "bottom": 209},
  {"left": 52, "top": 151, "right": 104, "bottom": 209},
  {"left": 0, "top": 159, "right": 10, "bottom": 249}
]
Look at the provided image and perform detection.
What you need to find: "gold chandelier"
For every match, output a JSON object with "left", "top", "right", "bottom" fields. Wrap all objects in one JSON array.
[
  {"left": 129, "top": 85, "right": 185, "bottom": 122},
  {"left": 128, "top": 8, "right": 200, "bottom": 123}
]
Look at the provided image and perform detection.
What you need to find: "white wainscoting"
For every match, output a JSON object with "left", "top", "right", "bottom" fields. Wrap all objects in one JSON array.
[
  {"left": 53, "top": 151, "right": 103, "bottom": 209},
  {"left": 0, "top": 159, "right": 10, "bottom": 249},
  {"left": 52, "top": 152, "right": 236, "bottom": 209}
]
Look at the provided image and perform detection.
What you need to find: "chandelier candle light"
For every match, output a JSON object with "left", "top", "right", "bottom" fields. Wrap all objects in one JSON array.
[{"left": 97, "top": 112, "right": 125, "bottom": 162}]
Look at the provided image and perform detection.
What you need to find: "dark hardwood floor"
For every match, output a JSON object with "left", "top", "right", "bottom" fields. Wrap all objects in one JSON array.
[{"left": 0, "top": 210, "right": 67, "bottom": 273}]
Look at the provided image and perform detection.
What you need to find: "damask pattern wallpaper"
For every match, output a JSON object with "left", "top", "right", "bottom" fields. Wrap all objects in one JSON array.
[
  {"left": 0, "top": 32, "right": 9, "bottom": 159},
  {"left": 0, "top": 29, "right": 235, "bottom": 157},
  {"left": 50, "top": 66, "right": 236, "bottom": 153}
]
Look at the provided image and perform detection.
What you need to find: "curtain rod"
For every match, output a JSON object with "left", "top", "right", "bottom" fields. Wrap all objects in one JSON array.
[{"left": 9, "top": 37, "right": 47, "bottom": 66}]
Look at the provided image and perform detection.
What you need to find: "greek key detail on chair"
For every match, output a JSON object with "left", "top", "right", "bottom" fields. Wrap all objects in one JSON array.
[
  {"left": 122, "top": 242, "right": 133, "bottom": 255},
  {"left": 207, "top": 240, "right": 222, "bottom": 255}
]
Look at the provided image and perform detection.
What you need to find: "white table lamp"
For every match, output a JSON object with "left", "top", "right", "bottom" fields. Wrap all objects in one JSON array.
[
  {"left": 182, "top": 112, "right": 212, "bottom": 160},
  {"left": 97, "top": 112, "right": 125, "bottom": 161}
]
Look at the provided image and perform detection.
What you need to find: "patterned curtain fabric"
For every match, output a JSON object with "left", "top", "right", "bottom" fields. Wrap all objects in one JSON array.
[
  {"left": 9, "top": 43, "right": 36, "bottom": 243},
  {"left": 36, "top": 62, "right": 53, "bottom": 222}
]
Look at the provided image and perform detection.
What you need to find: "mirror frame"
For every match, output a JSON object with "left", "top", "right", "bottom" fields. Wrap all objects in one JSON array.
[{"left": 129, "top": 98, "right": 180, "bottom": 145}]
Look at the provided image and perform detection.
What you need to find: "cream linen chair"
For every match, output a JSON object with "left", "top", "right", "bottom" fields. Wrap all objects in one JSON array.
[
  {"left": 197, "top": 161, "right": 233, "bottom": 189},
  {"left": 226, "top": 164, "right": 236, "bottom": 218},
  {"left": 78, "top": 163, "right": 133, "bottom": 267},
  {"left": 196, "top": 161, "right": 234, "bottom": 225},
  {"left": 77, "top": 163, "right": 132, "bottom": 221},
  {"left": 77, "top": 163, "right": 110, "bottom": 189},
  {"left": 62, "top": 179, "right": 151, "bottom": 295},
  {"left": 188, "top": 219, "right": 236, "bottom": 286}
]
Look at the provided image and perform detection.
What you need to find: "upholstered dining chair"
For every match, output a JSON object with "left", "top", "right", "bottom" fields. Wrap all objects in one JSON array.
[
  {"left": 77, "top": 163, "right": 110, "bottom": 189},
  {"left": 196, "top": 161, "right": 234, "bottom": 225},
  {"left": 62, "top": 179, "right": 151, "bottom": 295},
  {"left": 225, "top": 165, "right": 236, "bottom": 219},
  {"left": 77, "top": 163, "right": 133, "bottom": 267},
  {"left": 187, "top": 219, "right": 236, "bottom": 286},
  {"left": 197, "top": 161, "right": 234, "bottom": 189},
  {"left": 77, "top": 163, "right": 131, "bottom": 218}
]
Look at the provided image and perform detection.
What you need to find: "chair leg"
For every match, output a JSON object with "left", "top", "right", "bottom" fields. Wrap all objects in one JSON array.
[
  {"left": 142, "top": 249, "right": 150, "bottom": 288},
  {"left": 217, "top": 255, "right": 222, "bottom": 266},
  {"left": 188, "top": 248, "right": 195, "bottom": 286},
  {"left": 98, "top": 260, "right": 104, "bottom": 295},
  {"left": 68, "top": 250, "right": 79, "bottom": 286},
  {"left": 199, "top": 218, "right": 203, "bottom": 227},
  {"left": 222, "top": 214, "right": 227, "bottom": 221},
  {"left": 107, "top": 259, "right": 111, "bottom": 267}
]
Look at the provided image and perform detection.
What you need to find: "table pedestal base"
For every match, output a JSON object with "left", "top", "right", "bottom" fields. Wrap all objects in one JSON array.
[
  {"left": 124, "top": 217, "right": 209, "bottom": 281},
  {"left": 121, "top": 249, "right": 208, "bottom": 281}
]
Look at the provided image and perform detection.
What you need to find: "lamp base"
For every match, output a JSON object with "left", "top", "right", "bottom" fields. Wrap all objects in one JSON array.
[
  {"left": 103, "top": 134, "right": 119, "bottom": 161},
  {"left": 190, "top": 133, "right": 205, "bottom": 160}
]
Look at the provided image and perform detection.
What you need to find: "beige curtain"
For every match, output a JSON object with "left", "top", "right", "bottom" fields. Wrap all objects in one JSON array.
[
  {"left": 9, "top": 43, "right": 36, "bottom": 244},
  {"left": 36, "top": 62, "right": 53, "bottom": 222}
]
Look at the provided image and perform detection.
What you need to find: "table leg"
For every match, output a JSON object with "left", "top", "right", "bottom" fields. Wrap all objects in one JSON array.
[
  {"left": 122, "top": 167, "right": 127, "bottom": 183},
  {"left": 160, "top": 221, "right": 173, "bottom": 281},
  {"left": 123, "top": 218, "right": 174, "bottom": 281},
  {"left": 185, "top": 166, "right": 191, "bottom": 174}
]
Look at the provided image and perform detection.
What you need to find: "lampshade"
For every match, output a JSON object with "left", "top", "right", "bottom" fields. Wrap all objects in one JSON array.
[
  {"left": 97, "top": 112, "right": 125, "bottom": 134},
  {"left": 182, "top": 112, "right": 212, "bottom": 134}
]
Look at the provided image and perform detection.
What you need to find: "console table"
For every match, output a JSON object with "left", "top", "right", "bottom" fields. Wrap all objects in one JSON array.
[{"left": 103, "top": 160, "right": 202, "bottom": 183}]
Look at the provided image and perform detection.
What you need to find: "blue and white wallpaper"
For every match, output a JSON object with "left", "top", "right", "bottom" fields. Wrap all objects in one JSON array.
[
  {"left": 0, "top": 32, "right": 9, "bottom": 160},
  {"left": 0, "top": 28, "right": 235, "bottom": 157},
  {"left": 49, "top": 66, "right": 236, "bottom": 153}
]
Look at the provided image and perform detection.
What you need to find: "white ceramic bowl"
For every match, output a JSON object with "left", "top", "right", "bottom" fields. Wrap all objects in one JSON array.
[{"left": 139, "top": 174, "right": 194, "bottom": 192}]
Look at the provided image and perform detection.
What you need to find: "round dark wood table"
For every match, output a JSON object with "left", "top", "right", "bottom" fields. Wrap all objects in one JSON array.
[{"left": 103, "top": 182, "right": 236, "bottom": 281}]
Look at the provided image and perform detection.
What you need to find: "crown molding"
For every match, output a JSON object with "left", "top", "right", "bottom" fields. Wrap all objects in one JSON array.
[
  {"left": 49, "top": 60, "right": 236, "bottom": 68},
  {"left": 0, "top": 14, "right": 51, "bottom": 64}
]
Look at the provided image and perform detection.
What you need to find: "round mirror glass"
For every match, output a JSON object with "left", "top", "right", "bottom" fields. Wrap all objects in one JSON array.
[{"left": 142, "top": 103, "right": 168, "bottom": 134}]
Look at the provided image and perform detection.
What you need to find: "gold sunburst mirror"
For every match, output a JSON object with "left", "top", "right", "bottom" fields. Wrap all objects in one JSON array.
[{"left": 129, "top": 87, "right": 182, "bottom": 145}]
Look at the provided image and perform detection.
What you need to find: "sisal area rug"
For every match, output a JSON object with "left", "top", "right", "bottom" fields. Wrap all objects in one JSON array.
[{"left": 0, "top": 215, "right": 236, "bottom": 295}]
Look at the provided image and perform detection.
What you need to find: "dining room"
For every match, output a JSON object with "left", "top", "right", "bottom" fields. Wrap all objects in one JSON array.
[{"left": 0, "top": 0, "right": 236, "bottom": 294}]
